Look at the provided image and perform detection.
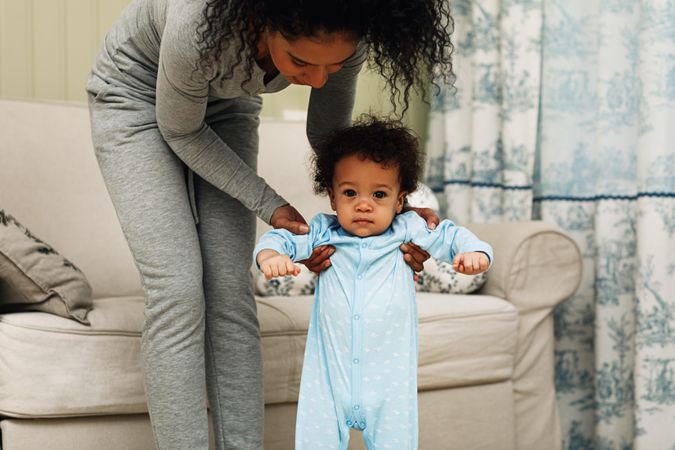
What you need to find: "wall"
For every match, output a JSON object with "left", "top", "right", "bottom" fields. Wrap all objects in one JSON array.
[{"left": 0, "top": 0, "right": 429, "bottom": 142}]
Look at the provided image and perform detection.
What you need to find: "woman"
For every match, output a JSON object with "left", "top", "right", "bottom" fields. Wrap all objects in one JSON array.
[{"left": 86, "top": 0, "right": 453, "bottom": 449}]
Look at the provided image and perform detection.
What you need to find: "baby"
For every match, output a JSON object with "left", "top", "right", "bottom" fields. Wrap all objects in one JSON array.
[{"left": 254, "top": 117, "right": 493, "bottom": 450}]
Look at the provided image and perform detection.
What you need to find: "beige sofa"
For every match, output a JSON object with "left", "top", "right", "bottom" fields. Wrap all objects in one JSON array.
[{"left": 0, "top": 99, "right": 581, "bottom": 450}]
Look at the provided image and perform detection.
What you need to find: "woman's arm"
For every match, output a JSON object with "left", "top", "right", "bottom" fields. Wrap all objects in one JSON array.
[
  {"left": 306, "top": 41, "right": 368, "bottom": 147},
  {"left": 155, "top": 2, "right": 286, "bottom": 224}
]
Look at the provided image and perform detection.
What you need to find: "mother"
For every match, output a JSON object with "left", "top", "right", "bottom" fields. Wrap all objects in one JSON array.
[{"left": 86, "top": 0, "right": 453, "bottom": 448}]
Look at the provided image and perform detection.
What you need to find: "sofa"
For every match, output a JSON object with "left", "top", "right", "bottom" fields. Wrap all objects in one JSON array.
[{"left": 0, "top": 98, "right": 581, "bottom": 450}]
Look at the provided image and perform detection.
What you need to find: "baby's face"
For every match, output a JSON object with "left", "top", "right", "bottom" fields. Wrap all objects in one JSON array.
[{"left": 328, "top": 154, "right": 407, "bottom": 237}]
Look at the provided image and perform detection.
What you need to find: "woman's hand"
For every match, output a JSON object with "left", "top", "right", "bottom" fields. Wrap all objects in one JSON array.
[
  {"left": 399, "top": 242, "right": 431, "bottom": 274},
  {"left": 399, "top": 206, "right": 440, "bottom": 276},
  {"left": 299, "top": 245, "right": 335, "bottom": 275},
  {"left": 404, "top": 206, "right": 440, "bottom": 230},
  {"left": 270, "top": 204, "right": 309, "bottom": 234}
]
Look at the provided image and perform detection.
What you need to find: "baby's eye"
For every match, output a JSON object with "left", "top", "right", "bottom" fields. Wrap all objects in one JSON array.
[
  {"left": 373, "top": 191, "right": 387, "bottom": 199},
  {"left": 291, "top": 58, "right": 307, "bottom": 67},
  {"left": 343, "top": 189, "right": 357, "bottom": 197}
]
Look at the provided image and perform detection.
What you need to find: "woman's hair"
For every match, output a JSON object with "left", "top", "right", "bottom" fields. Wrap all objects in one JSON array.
[
  {"left": 311, "top": 115, "right": 422, "bottom": 195},
  {"left": 195, "top": 0, "right": 454, "bottom": 114}
]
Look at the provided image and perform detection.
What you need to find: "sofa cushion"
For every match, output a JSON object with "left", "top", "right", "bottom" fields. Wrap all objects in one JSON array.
[
  {"left": 0, "top": 296, "right": 146, "bottom": 418},
  {"left": 0, "top": 293, "right": 517, "bottom": 417},
  {"left": 0, "top": 210, "right": 93, "bottom": 324},
  {"left": 258, "top": 293, "right": 518, "bottom": 404}
]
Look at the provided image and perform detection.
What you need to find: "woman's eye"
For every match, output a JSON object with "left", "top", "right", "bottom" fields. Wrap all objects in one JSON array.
[
  {"left": 374, "top": 191, "right": 387, "bottom": 199},
  {"left": 343, "top": 189, "right": 356, "bottom": 197},
  {"left": 291, "top": 59, "right": 306, "bottom": 67}
]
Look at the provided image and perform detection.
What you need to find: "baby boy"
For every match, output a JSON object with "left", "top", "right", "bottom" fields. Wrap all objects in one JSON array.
[{"left": 254, "top": 117, "right": 493, "bottom": 450}]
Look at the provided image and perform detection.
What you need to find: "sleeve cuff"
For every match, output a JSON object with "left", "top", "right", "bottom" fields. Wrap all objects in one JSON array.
[{"left": 261, "top": 196, "right": 290, "bottom": 225}]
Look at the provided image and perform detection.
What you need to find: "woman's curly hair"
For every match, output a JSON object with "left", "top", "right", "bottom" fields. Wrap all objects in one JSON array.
[
  {"left": 195, "top": 0, "right": 454, "bottom": 114},
  {"left": 311, "top": 115, "right": 423, "bottom": 196}
]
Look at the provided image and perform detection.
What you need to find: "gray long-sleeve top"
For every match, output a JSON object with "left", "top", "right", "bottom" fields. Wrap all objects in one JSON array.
[{"left": 88, "top": 0, "right": 367, "bottom": 223}]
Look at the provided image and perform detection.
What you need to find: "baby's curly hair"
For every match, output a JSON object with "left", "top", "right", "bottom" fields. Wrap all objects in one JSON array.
[{"left": 312, "top": 116, "right": 422, "bottom": 196}]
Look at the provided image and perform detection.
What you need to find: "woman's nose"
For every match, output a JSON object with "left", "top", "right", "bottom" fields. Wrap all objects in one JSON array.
[{"left": 304, "top": 66, "right": 328, "bottom": 88}]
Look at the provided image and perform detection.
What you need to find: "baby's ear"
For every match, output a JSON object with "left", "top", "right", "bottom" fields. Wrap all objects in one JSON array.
[
  {"left": 396, "top": 192, "right": 408, "bottom": 213},
  {"left": 328, "top": 188, "right": 337, "bottom": 211}
]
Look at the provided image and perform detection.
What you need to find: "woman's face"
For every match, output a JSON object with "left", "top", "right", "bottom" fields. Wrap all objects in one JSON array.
[{"left": 261, "top": 30, "right": 358, "bottom": 88}]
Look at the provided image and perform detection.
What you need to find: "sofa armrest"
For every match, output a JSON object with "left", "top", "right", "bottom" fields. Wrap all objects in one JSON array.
[
  {"left": 467, "top": 221, "right": 582, "bottom": 312},
  {"left": 466, "top": 220, "right": 581, "bottom": 450}
]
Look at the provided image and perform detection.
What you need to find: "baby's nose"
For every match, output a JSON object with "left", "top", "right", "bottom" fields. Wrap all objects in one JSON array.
[{"left": 355, "top": 199, "right": 372, "bottom": 210}]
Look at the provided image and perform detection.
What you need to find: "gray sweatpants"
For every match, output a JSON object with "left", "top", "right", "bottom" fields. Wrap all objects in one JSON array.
[{"left": 88, "top": 87, "right": 264, "bottom": 450}]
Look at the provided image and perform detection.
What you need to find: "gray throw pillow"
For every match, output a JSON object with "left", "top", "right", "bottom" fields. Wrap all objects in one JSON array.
[{"left": 0, "top": 210, "right": 92, "bottom": 324}]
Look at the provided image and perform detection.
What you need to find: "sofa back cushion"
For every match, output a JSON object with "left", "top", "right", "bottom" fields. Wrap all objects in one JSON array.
[{"left": 0, "top": 100, "right": 142, "bottom": 299}]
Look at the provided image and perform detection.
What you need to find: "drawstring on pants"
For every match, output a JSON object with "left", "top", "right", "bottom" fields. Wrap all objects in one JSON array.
[{"left": 186, "top": 168, "right": 199, "bottom": 224}]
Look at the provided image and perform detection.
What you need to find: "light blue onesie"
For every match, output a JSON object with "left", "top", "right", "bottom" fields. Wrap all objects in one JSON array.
[{"left": 254, "top": 211, "right": 493, "bottom": 450}]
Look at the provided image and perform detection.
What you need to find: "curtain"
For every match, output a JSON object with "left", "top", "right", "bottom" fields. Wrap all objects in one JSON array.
[{"left": 426, "top": 0, "right": 675, "bottom": 448}]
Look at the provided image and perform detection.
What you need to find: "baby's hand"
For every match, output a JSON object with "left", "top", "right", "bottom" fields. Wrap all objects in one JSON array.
[
  {"left": 259, "top": 254, "right": 301, "bottom": 280},
  {"left": 452, "top": 252, "right": 489, "bottom": 275}
]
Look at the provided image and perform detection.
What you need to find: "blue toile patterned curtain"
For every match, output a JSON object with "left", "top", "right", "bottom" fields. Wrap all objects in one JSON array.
[{"left": 426, "top": 0, "right": 675, "bottom": 448}]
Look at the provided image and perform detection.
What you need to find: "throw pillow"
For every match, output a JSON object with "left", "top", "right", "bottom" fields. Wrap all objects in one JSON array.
[
  {"left": 0, "top": 209, "right": 93, "bottom": 324},
  {"left": 406, "top": 182, "right": 440, "bottom": 211},
  {"left": 414, "top": 257, "right": 488, "bottom": 294}
]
